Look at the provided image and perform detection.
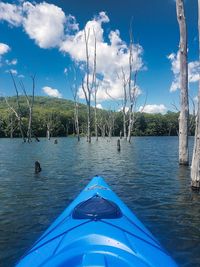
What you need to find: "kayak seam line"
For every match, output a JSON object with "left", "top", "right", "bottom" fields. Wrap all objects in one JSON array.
[
  {"left": 123, "top": 214, "right": 162, "bottom": 247},
  {"left": 14, "top": 214, "right": 70, "bottom": 266},
  {"left": 30, "top": 214, "right": 71, "bottom": 249},
  {"left": 100, "top": 219, "right": 169, "bottom": 256},
  {"left": 52, "top": 233, "right": 67, "bottom": 256},
  {"left": 19, "top": 220, "right": 91, "bottom": 260}
]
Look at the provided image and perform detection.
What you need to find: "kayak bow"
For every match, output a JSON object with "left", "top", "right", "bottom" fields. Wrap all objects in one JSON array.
[{"left": 16, "top": 176, "right": 178, "bottom": 267}]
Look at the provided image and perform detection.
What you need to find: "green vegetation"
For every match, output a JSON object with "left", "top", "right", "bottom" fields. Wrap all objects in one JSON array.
[{"left": 0, "top": 96, "right": 195, "bottom": 138}]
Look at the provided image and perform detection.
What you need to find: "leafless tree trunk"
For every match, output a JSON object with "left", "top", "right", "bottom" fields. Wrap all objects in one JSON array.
[
  {"left": 101, "top": 125, "right": 106, "bottom": 138},
  {"left": 70, "top": 68, "right": 80, "bottom": 142},
  {"left": 82, "top": 29, "right": 97, "bottom": 143},
  {"left": 176, "top": 0, "right": 189, "bottom": 165},
  {"left": 5, "top": 97, "right": 25, "bottom": 141},
  {"left": 191, "top": 0, "right": 200, "bottom": 189},
  {"left": 127, "top": 69, "right": 138, "bottom": 143},
  {"left": 6, "top": 72, "right": 26, "bottom": 142},
  {"left": 74, "top": 100, "right": 80, "bottom": 141},
  {"left": 10, "top": 115, "right": 13, "bottom": 138},
  {"left": 106, "top": 110, "right": 115, "bottom": 138},
  {"left": 121, "top": 68, "right": 128, "bottom": 139},
  {"left": 46, "top": 123, "right": 51, "bottom": 140},
  {"left": 125, "top": 24, "right": 139, "bottom": 143},
  {"left": 19, "top": 75, "right": 35, "bottom": 143},
  {"left": 188, "top": 95, "right": 196, "bottom": 135},
  {"left": 94, "top": 83, "right": 99, "bottom": 141},
  {"left": 8, "top": 113, "right": 16, "bottom": 138},
  {"left": 98, "top": 115, "right": 106, "bottom": 138},
  {"left": 46, "top": 114, "right": 54, "bottom": 140}
]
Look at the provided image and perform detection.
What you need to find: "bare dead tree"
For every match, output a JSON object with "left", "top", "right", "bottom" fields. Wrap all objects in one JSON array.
[
  {"left": 188, "top": 95, "right": 196, "bottom": 135},
  {"left": 116, "top": 68, "right": 128, "bottom": 139},
  {"left": 19, "top": 75, "right": 35, "bottom": 142},
  {"left": 69, "top": 67, "right": 80, "bottom": 141},
  {"left": 98, "top": 115, "right": 106, "bottom": 138},
  {"left": 46, "top": 114, "right": 53, "bottom": 140},
  {"left": 82, "top": 28, "right": 97, "bottom": 143},
  {"left": 176, "top": 0, "right": 189, "bottom": 165},
  {"left": 73, "top": 89, "right": 80, "bottom": 141},
  {"left": 5, "top": 72, "right": 26, "bottom": 142},
  {"left": 7, "top": 113, "right": 18, "bottom": 138},
  {"left": 94, "top": 82, "right": 99, "bottom": 141},
  {"left": 105, "top": 110, "right": 115, "bottom": 138},
  {"left": 5, "top": 97, "right": 25, "bottom": 141},
  {"left": 127, "top": 66, "right": 138, "bottom": 143},
  {"left": 46, "top": 122, "right": 51, "bottom": 140},
  {"left": 191, "top": 0, "right": 200, "bottom": 189},
  {"left": 121, "top": 68, "right": 128, "bottom": 139},
  {"left": 124, "top": 22, "right": 141, "bottom": 143}
]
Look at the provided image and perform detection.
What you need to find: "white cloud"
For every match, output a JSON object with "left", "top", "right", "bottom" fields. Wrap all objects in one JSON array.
[
  {"left": 65, "top": 14, "right": 79, "bottom": 32},
  {"left": 5, "top": 69, "right": 18, "bottom": 75},
  {"left": 0, "top": 4, "right": 144, "bottom": 102},
  {"left": 96, "top": 103, "right": 103, "bottom": 109},
  {"left": 118, "top": 106, "right": 129, "bottom": 113},
  {"left": 42, "top": 86, "right": 62, "bottom": 98},
  {"left": 18, "top": 74, "right": 25, "bottom": 78},
  {"left": 0, "top": 2, "right": 23, "bottom": 26},
  {"left": 139, "top": 104, "right": 167, "bottom": 114},
  {"left": 61, "top": 12, "right": 143, "bottom": 101},
  {"left": 5, "top": 58, "right": 18, "bottom": 65},
  {"left": 0, "top": 43, "right": 10, "bottom": 55},
  {"left": 64, "top": 68, "right": 68, "bottom": 74},
  {"left": 0, "top": 2, "right": 78, "bottom": 49},
  {"left": 22, "top": 2, "right": 66, "bottom": 48},
  {"left": 188, "top": 61, "right": 200, "bottom": 82},
  {"left": 168, "top": 52, "right": 200, "bottom": 92}
]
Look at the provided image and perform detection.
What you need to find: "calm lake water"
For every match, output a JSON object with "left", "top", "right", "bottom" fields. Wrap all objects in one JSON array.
[{"left": 0, "top": 137, "right": 200, "bottom": 267}]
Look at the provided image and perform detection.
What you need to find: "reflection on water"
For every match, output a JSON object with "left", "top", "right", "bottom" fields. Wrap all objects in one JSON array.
[{"left": 0, "top": 137, "right": 199, "bottom": 267}]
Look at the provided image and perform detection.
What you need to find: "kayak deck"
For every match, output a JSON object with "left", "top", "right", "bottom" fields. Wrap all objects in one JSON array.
[{"left": 16, "top": 176, "right": 178, "bottom": 267}]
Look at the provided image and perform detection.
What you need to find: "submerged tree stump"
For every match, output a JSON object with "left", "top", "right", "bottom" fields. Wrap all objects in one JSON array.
[
  {"left": 35, "top": 161, "right": 42, "bottom": 173},
  {"left": 117, "top": 139, "right": 121, "bottom": 152}
]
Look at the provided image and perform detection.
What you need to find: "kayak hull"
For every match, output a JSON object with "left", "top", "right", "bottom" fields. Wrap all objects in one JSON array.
[{"left": 16, "top": 176, "right": 178, "bottom": 267}]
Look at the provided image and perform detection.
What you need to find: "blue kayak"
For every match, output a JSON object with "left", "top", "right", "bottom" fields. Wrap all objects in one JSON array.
[{"left": 16, "top": 176, "right": 178, "bottom": 267}]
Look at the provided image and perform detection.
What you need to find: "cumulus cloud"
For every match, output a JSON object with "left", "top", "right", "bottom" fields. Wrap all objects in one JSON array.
[
  {"left": 139, "top": 104, "right": 167, "bottom": 114},
  {"left": 22, "top": 2, "right": 66, "bottom": 48},
  {"left": 0, "top": 2, "right": 78, "bottom": 49},
  {"left": 42, "top": 86, "right": 62, "bottom": 98},
  {"left": 168, "top": 52, "right": 200, "bottom": 92},
  {"left": 65, "top": 14, "right": 79, "bottom": 32},
  {"left": 0, "top": 2, "right": 23, "bottom": 26},
  {"left": 61, "top": 12, "right": 143, "bottom": 101},
  {"left": 0, "top": 43, "right": 10, "bottom": 55},
  {"left": 0, "top": 3, "right": 144, "bottom": 102}
]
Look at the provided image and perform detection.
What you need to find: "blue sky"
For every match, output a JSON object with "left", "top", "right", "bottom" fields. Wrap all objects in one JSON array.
[{"left": 0, "top": 0, "right": 198, "bottom": 113}]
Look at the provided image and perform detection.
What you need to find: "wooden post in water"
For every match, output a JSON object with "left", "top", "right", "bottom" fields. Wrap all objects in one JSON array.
[
  {"left": 35, "top": 161, "right": 42, "bottom": 173},
  {"left": 120, "top": 131, "right": 122, "bottom": 139},
  {"left": 117, "top": 139, "right": 121, "bottom": 152}
]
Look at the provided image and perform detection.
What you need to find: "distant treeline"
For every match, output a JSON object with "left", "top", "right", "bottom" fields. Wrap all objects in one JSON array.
[{"left": 0, "top": 96, "right": 195, "bottom": 138}]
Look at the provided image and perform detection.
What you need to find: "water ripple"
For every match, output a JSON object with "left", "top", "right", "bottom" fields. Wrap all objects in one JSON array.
[{"left": 0, "top": 137, "right": 199, "bottom": 267}]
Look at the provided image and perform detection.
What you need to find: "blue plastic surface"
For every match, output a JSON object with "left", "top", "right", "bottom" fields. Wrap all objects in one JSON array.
[{"left": 15, "top": 176, "right": 178, "bottom": 267}]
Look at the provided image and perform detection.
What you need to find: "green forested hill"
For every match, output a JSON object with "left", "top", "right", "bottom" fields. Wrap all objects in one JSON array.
[{"left": 0, "top": 96, "right": 194, "bottom": 138}]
